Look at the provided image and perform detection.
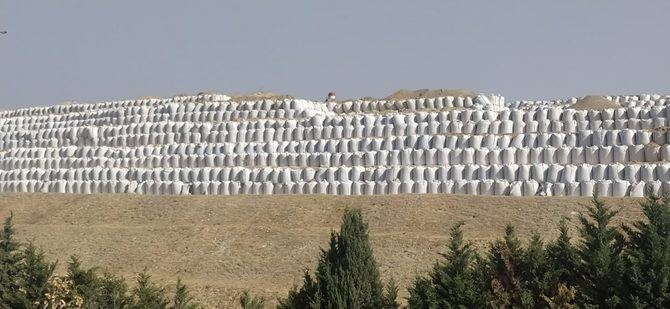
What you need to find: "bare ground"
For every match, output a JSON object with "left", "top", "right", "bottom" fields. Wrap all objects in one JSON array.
[{"left": 0, "top": 194, "right": 645, "bottom": 308}]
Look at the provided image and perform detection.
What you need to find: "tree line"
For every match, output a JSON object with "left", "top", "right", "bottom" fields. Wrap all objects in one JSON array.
[{"left": 3, "top": 192, "right": 670, "bottom": 308}]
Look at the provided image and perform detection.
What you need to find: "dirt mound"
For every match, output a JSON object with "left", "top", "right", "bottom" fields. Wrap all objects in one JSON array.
[
  {"left": 385, "top": 88, "right": 475, "bottom": 100},
  {"left": 570, "top": 95, "right": 620, "bottom": 110},
  {"left": 231, "top": 92, "right": 294, "bottom": 101}
]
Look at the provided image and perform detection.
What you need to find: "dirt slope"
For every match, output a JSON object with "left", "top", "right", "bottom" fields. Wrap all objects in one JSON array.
[
  {"left": 570, "top": 95, "right": 620, "bottom": 110},
  {"left": 0, "top": 194, "right": 644, "bottom": 308}
]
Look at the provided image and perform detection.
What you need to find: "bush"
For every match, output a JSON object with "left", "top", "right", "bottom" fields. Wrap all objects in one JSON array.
[{"left": 278, "top": 208, "right": 397, "bottom": 309}]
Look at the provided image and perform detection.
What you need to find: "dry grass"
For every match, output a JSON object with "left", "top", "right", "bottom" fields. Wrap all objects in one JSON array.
[{"left": 0, "top": 193, "right": 645, "bottom": 308}]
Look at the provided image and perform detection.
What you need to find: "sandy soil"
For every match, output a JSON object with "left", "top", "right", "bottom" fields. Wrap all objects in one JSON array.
[
  {"left": 385, "top": 89, "right": 475, "bottom": 100},
  {"left": 570, "top": 95, "right": 620, "bottom": 110},
  {"left": 0, "top": 194, "right": 645, "bottom": 308},
  {"left": 230, "top": 92, "right": 294, "bottom": 102}
]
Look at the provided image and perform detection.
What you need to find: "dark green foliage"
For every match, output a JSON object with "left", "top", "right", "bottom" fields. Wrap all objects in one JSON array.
[
  {"left": 545, "top": 218, "right": 578, "bottom": 287},
  {"left": 381, "top": 278, "right": 400, "bottom": 309},
  {"left": 486, "top": 225, "right": 534, "bottom": 308},
  {"left": 0, "top": 214, "right": 55, "bottom": 309},
  {"left": 239, "top": 290, "right": 265, "bottom": 309},
  {"left": 20, "top": 242, "right": 57, "bottom": 305},
  {"left": 407, "top": 276, "right": 436, "bottom": 309},
  {"left": 622, "top": 192, "right": 670, "bottom": 308},
  {"left": 277, "top": 271, "right": 319, "bottom": 309},
  {"left": 172, "top": 279, "right": 202, "bottom": 309},
  {"left": 574, "top": 195, "right": 626, "bottom": 307},
  {"left": 408, "top": 222, "right": 486, "bottom": 309},
  {"left": 278, "top": 208, "right": 396, "bottom": 309},
  {"left": 0, "top": 214, "right": 27, "bottom": 308},
  {"left": 69, "top": 256, "right": 132, "bottom": 308},
  {"left": 131, "top": 272, "right": 170, "bottom": 309}
]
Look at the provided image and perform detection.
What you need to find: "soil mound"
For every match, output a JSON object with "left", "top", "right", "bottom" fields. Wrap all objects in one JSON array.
[
  {"left": 231, "top": 92, "right": 294, "bottom": 101},
  {"left": 385, "top": 88, "right": 475, "bottom": 100},
  {"left": 570, "top": 95, "right": 620, "bottom": 110}
]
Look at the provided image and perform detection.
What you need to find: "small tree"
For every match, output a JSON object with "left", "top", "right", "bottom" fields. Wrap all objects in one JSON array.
[
  {"left": 278, "top": 208, "right": 395, "bottom": 309},
  {"left": 21, "top": 243, "right": 56, "bottom": 305},
  {"left": 545, "top": 218, "right": 578, "bottom": 287},
  {"left": 172, "top": 279, "right": 201, "bottom": 309},
  {"left": 408, "top": 222, "right": 485, "bottom": 308},
  {"left": 575, "top": 195, "right": 626, "bottom": 307},
  {"left": 407, "top": 277, "right": 436, "bottom": 309},
  {"left": 131, "top": 272, "right": 169, "bottom": 309},
  {"left": 622, "top": 191, "right": 670, "bottom": 307},
  {"left": 239, "top": 291, "right": 265, "bottom": 309},
  {"left": 0, "top": 214, "right": 28, "bottom": 308},
  {"left": 68, "top": 256, "right": 132, "bottom": 308},
  {"left": 486, "top": 225, "right": 533, "bottom": 308}
]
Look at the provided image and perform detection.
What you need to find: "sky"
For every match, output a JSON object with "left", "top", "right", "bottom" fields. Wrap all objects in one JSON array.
[{"left": 0, "top": 0, "right": 668, "bottom": 109}]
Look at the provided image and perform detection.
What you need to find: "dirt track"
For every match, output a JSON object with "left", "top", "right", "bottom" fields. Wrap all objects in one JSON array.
[{"left": 0, "top": 194, "right": 645, "bottom": 308}]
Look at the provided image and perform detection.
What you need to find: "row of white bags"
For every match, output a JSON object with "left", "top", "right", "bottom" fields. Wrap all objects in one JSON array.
[
  {"left": 5, "top": 102, "right": 670, "bottom": 133},
  {"left": 3, "top": 130, "right": 665, "bottom": 159},
  {"left": 1, "top": 162, "right": 669, "bottom": 184},
  {"left": 3, "top": 125, "right": 667, "bottom": 151},
  {"left": 1, "top": 144, "right": 667, "bottom": 170},
  {"left": 0, "top": 179, "right": 665, "bottom": 197}
]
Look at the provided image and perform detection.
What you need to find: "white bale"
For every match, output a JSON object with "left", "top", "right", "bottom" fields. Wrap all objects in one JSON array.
[
  {"left": 523, "top": 180, "right": 539, "bottom": 196},
  {"left": 629, "top": 181, "right": 646, "bottom": 197},
  {"left": 494, "top": 180, "right": 509, "bottom": 195},
  {"left": 640, "top": 164, "right": 657, "bottom": 182},
  {"left": 552, "top": 183, "right": 566, "bottom": 196},
  {"left": 611, "top": 180, "right": 630, "bottom": 197},
  {"left": 480, "top": 180, "right": 495, "bottom": 195},
  {"left": 508, "top": 182, "right": 523, "bottom": 196},
  {"left": 595, "top": 180, "right": 612, "bottom": 197}
]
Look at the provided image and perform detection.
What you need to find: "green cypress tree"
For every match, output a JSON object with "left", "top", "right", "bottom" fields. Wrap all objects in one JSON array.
[
  {"left": 277, "top": 208, "right": 394, "bottom": 309},
  {"left": 407, "top": 276, "right": 436, "bottom": 309},
  {"left": 381, "top": 278, "right": 400, "bottom": 309},
  {"left": 171, "top": 279, "right": 201, "bottom": 309},
  {"left": 131, "top": 272, "right": 169, "bottom": 309},
  {"left": 68, "top": 256, "right": 132, "bottom": 308},
  {"left": 486, "top": 225, "right": 534, "bottom": 308},
  {"left": 545, "top": 218, "right": 578, "bottom": 287},
  {"left": 575, "top": 195, "right": 626, "bottom": 307},
  {"left": 277, "top": 271, "right": 319, "bottom": 309},
  {"left": 239, "top": 290, "right": 265, "bottom": 309},
  {"left": 0, "top": 214, "right": 29, "bottom": 308},
  {"left": 622, "top": 192, "right": 670, "bottom": 307},
  {"left": 20, "top": 242, "right": 56, "bottom": 305},
  {"left": 517, "top": 233, "right": 557, "bottom": 307}
]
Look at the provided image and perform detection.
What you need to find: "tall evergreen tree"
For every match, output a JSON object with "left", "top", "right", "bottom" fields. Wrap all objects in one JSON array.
[
  {"left": 20, "top": 243, "right": 56, "bottom": 305},
  {"left": 545, "top": 218, "right": 578, "bottom": 287},
  {"left": 131, "top": 272, "right": 169, "bottom": 309},
  {"left": 622, "top": 192, "right": 670, "bottom": 307},
  {"left": 407, "top": 277, "right": 436, "bottom": 309},
  {"left": 486, "top": 225, "right": 534, "bottom": 308},
  {"left": 575, "top": 195, "right": 626, "bottom": 307},
  {"left": 68, "top": 256, "right": 132, "bottom": 309},
  {"left": 517, "top": 233, "right": 554, "bottom": 307},
  {"left": 277, "top": 208, "right": 395, "bottom": 309},
  {"left": 172, "top": 279, "right": 201, "bottom": 309}
]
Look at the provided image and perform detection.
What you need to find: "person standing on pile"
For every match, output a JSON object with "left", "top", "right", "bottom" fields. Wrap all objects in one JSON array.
[{"left": 325, "top": 92, "right": 336, "bottom": 102}]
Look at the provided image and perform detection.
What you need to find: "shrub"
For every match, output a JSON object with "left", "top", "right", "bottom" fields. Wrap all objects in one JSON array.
[{"left": 278, "top": 208, "right": 397, "bottom": 309}]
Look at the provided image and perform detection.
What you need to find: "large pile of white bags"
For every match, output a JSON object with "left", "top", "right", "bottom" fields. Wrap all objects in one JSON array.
[{"left": 0, "top": 93, "right": 668, "bottom": 196}]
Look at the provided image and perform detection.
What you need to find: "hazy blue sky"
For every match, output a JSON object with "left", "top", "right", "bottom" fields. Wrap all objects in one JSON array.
[{"left": 1, "top": 1, "right": 668, "bottom": 109}]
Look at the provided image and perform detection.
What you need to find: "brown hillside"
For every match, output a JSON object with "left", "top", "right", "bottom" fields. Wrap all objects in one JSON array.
[{"left": 0, "top": 194, "right": 644, "bottom": 308}]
